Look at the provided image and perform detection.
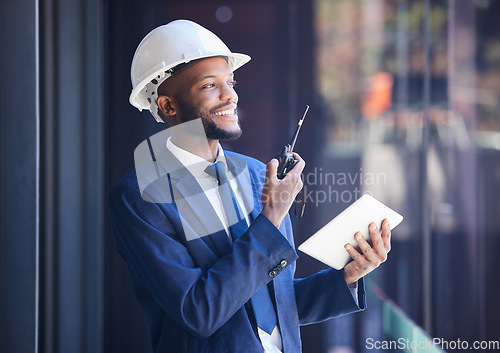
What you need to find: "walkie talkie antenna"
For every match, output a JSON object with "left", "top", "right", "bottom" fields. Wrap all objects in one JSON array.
[
  {"left": 275, "top": 104, "right": 310, "bottom": 180},
  {"left": 290, "top": 105, "right": 310, "bottom": 151}
]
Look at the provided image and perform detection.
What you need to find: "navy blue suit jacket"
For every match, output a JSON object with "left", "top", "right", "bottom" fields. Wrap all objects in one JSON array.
[{"left": 108, "top": 148, "right": 366, "bottom": 353}]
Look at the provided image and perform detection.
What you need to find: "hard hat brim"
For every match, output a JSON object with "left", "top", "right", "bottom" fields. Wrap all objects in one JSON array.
[{"left": 129, "top": 52, "right": 251, "bottom": 111}]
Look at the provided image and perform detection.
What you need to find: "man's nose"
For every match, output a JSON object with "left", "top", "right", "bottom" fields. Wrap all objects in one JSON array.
[{"left": 220, "top": 83, "right": 238, "bottom": 102}]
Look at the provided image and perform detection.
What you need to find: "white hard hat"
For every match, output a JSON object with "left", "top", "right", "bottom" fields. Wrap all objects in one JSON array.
[{"left": 129, "top": 19, "right": 251, "bottom": 122}]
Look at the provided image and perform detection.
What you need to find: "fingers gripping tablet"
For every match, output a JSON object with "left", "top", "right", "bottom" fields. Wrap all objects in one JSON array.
[{"left": 297, "top": 194, "right": 403, "bottom": 270}]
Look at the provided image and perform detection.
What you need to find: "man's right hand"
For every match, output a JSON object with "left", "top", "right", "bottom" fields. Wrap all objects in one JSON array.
[{"left": 261, "top": 153, "right": 305, "bottom": 228}]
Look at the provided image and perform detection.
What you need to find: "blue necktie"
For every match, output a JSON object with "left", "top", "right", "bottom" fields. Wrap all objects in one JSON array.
[{"left": 205, "top": 161, "right": 278, "bottom": 335}]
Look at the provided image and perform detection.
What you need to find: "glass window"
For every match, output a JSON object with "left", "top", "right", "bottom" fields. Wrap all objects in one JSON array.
[{"left": 314, "top": 0, "right": 500, "bottom": 352}]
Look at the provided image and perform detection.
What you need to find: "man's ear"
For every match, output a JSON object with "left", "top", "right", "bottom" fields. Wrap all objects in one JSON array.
[{"left": 157, "top": 95, "right": 176, "bottom": 117}]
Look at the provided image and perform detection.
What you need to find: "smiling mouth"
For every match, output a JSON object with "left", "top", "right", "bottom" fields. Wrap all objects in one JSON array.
[{"left": 214, "top": 108, "right": 236, "bottom": 117}]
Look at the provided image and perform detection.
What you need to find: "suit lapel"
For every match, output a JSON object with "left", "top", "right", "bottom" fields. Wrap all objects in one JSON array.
[{"left": 155, "top": 146, "right": 231, "bottom": 258}]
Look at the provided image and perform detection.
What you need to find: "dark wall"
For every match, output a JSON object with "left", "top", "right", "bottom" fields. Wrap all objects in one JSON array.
[{"left": 0, "top": 0, "right": 39, "bottom": 351}]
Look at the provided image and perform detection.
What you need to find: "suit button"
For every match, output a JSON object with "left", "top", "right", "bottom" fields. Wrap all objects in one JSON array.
[
  {"left": 269, "top": 269, "right": 278, "bottom": 278},
  {"left": 280, "top": 260, "right": 287, "bottom": 268}
]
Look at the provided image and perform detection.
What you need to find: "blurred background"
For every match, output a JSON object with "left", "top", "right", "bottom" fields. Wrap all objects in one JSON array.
[{"left": 1, "top": 0, "right": 500, "bottom": 352}]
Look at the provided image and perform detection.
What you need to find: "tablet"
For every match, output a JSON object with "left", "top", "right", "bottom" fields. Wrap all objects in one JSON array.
[{"left": 297, "top": 194, "right": 403, "bottom": 270}]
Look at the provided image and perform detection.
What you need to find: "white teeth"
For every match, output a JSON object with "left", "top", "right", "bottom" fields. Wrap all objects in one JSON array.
[{"left": 215, "top": 109, "right": 235, "bottom": 116}]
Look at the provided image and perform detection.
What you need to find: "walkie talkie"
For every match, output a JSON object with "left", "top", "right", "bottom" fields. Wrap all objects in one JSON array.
[{"left": 276, "top": 105, "right": 309, "bottom": 179}]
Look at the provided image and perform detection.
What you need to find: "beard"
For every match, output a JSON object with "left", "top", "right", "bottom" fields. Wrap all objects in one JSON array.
[{"left": 175, "top": 96, "right": 242, "bottom": 141}]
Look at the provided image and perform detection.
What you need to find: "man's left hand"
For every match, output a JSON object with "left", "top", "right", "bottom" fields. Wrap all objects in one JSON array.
[{"left": 343, "top": 219, "right": 391, "bottom": 285}]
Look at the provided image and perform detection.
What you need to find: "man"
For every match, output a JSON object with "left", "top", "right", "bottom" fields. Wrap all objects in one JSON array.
[{"left": 108, "top": 20, "right": 391, "bottom": 353}]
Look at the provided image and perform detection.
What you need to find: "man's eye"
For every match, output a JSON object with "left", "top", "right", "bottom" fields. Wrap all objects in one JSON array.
[
  {"left": 202, "top": 83, "right": 216, "bottom": 89},
  {"left": 228, "top": 80, "right": 237, "bottom": 87}
]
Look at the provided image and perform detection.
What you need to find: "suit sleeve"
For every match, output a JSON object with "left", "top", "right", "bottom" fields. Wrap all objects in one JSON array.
[
  {"left": 279, "top": 208, "right": 366, "bottom": 325},
  {"left": 294, "top": 269, "right": 366, "bottom": 325},
  {"left": 108, "top": 182, "right": 298, "bottom": 338}
]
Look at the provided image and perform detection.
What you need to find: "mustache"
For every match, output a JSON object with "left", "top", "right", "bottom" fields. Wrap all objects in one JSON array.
[{"left": 210, "top": 101, "right": 237, "bottom": 114}]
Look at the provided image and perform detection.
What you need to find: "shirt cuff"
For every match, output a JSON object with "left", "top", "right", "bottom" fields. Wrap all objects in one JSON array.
[{"left": 348, "top": 281, "right": 359, "bottom": 306}]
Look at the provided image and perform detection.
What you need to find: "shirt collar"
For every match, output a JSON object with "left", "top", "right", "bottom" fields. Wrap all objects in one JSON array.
[{"left": 166, "top": 137, "right": 227, "bottom": 178}]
